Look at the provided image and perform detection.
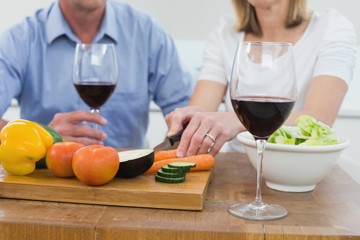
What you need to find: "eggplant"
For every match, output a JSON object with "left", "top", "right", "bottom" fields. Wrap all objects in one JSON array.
[{"left": 116, "top": 149, "right": 154, "bottom": 178}]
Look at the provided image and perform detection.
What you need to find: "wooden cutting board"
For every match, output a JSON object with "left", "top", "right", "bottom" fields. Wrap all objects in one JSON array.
[{"left": 0, "top": 166, "right": 212, "bottom": 210}]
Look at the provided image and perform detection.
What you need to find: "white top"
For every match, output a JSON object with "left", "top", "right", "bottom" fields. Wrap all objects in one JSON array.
[{"left": 198, "top": 8, "right": 357, "bottom": 152}]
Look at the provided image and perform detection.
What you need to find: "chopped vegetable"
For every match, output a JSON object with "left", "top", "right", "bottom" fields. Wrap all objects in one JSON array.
[
  {"left": 144, "top": 154, "right": 215, "bottom": 175},
  {"left": 155, "top": 175, "right": 185, "bottom": 183},
  {"left": 155, "top": 162, "right": 195, "bottom": 184},
  {"left": 168, "top": 162, "right": 196, "bottom": 173},
  {"left": 117, "top": 149, "right": 154, "bottom": 178},
  {"left": 161, "top": 165, "right": 187, "bottom": 173},
  {"left": 169, "top": 162, "right": 196, "bottom": 168},
  {"left": 268, "top": 115, "right": 339, "bottom": 146},
  {"left": 157, "top": 168, "right": 186, "bottom": 178}
]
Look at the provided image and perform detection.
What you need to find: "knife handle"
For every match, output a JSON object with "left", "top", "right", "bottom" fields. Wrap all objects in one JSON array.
[{"left": 168, "top": 123, "right": 188, "bottom": 146}]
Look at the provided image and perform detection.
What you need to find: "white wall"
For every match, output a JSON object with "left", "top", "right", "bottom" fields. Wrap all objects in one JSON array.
[
  {"left": 308, "top": 0, "right": 360, "bottom": 43},
  {"left": 0, "top": 0, "right": 51, "bottom": 33},
  {"left": 1, "top": 1, "right": 360, "bottom": 43},
  {"left": 121, "top": 0, "right": 360, "bottom": 43}
]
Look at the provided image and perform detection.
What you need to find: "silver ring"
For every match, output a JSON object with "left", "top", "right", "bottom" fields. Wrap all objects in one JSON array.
[{"left": 205, "top": 133, "right": 216, "bottom": 143}]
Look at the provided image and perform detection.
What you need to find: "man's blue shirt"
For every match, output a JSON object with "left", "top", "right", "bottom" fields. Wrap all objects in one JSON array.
[{"left": 0, "top": 0, "right": 192, "bottom": 148}]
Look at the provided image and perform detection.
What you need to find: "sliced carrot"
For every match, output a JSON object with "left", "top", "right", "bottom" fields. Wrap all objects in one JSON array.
[
  {"left": 144, "top": 154, "right": 215, "bottom": 175},
  {"left": 154, "top": 149, "right": 178, "bottom": 162}
]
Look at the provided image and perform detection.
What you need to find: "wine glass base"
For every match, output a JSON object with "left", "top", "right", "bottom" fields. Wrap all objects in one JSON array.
[{"left": 228, "top": 202, "right": 287, "bottom": 220}]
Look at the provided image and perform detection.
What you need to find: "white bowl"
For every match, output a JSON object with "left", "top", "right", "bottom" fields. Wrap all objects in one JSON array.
[{"left": 237, "top": 131, "right": 350, "bottom": 192}]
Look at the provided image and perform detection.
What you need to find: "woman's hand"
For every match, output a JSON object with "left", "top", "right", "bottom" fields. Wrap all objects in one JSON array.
[
  {"left": 166, "top": 107, "right": 243, "bottom": 157},
  {"left": 165, "top": 106, "right": 204, "bottom": 136},
  {"left": 49, "top": 110, "right": 107, "bottom": 145}
]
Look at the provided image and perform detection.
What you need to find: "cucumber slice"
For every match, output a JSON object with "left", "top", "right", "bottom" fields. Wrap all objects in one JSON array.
[
  {"left": 168, "top": 162, "right": 196, "bottom": 172},
  {"left": 155, "top": 175, "right": 185, "bottom": 184},
  {"left": 161, "top": 165, "right": 184, "bottom": 173},
  {"left": 157, "top": 169, "right": 185, "bottom": 178},
  {"left": 168, "top": 162, "right": 196, "bottom": 168}
]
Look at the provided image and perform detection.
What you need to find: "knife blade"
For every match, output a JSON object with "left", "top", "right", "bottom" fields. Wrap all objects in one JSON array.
[{"left": 153, "top": 125, "right": 186, "bottom": 152}]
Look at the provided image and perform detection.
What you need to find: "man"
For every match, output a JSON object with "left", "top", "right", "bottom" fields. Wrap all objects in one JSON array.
[{"left": 0, "top": 0, "right": 192, "bottom": 148}]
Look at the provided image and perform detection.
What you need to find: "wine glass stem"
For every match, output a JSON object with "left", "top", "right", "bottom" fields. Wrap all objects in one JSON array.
[
  {"left": 254, "top": 139, "right": 267, "bottom": 207},
  {"left": 90, "top": 108, "right": 100, "bottom": 129}
]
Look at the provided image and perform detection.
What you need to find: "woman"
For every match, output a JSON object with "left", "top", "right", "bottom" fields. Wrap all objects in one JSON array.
[{"left": 165, "top": 0, "right": 357, "bottom": 157}]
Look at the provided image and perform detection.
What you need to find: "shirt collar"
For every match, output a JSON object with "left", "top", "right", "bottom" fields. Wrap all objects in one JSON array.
[
  {"left": 46, "top": 1, "right": 118, "bottom": 44},
  {"left": 95, "top": 1, "right": 118, "bottom": 43}
]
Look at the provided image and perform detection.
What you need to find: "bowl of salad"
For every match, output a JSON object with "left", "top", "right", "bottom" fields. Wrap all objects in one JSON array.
[{"left": 238, "top": 115, "right": 350, "bottom": 192}]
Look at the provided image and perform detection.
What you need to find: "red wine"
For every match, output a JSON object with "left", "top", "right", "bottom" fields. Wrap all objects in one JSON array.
[
  {"left": 231, "top": 96, "right": 295, "bottom": 139},
  {"left": 74, "top": 82, "right": 116, "bottom": 108}
]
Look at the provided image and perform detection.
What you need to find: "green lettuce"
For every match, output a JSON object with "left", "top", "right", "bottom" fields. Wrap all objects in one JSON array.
[{"left": 268, "top": 115, "right": 339, "bottom": 146}]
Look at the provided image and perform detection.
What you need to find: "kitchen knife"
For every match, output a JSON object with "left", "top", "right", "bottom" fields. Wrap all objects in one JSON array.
[{"left": 153, "top": 125, "right": 186, "bottom": 152}]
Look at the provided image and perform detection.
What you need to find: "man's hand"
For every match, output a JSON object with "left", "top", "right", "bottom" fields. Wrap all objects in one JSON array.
[{"left": 49, "top": 110, "right": 108, "bottom": 145}]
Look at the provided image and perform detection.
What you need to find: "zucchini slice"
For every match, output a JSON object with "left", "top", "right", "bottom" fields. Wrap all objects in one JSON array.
[
  {"left": 155, "top": 162, "right": 196, "bottom": 184},
  {"left": 155, "top": 175, "right": 185, "bottom": 183},
  {"left": 157, "top": 169, "right": 185, "bottom": 178},
  {"left": 168, "top": 162, "right": 196, "bottom": 172},
  {"left": 168, "top": 162, "right": 196, "bottom": 168},
  {"left": 161, "top": 165, "right": 185, "bottom": 173}
]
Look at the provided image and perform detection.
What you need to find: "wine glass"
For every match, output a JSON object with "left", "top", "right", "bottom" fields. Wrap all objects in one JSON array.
[
  {"left": 229, "top": 41, "right": 297, "bottom": 220},
  {"left": 73, "top": 43, "right": 118, "bottom": 129}
]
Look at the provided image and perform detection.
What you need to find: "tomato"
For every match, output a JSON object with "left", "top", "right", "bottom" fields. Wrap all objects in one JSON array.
[
  {"left": 46, "top": 142, "right": 85, "bottom": 177},
  {"left": 72, "top": 145, "right": 120, "bottom": 186}
]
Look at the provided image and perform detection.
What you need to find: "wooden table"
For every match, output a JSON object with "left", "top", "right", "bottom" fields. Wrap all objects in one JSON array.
[{"left": 1, "top": 152, "right": 359, "bottom": 240}]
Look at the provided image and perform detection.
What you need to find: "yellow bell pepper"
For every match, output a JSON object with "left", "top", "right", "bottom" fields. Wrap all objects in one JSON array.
[{"left": 0, "top": 119, "right": 53, "bottom": 175}]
